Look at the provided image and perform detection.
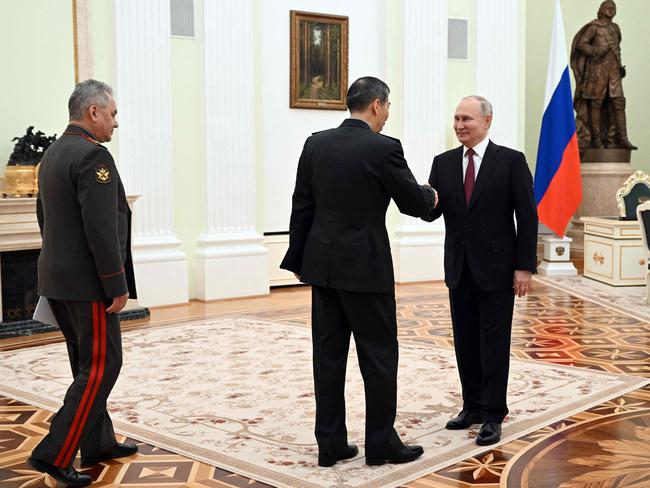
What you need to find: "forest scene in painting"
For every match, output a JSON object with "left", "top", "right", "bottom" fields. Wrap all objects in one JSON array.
[{"left": 298, "top": 20, "right": 341, "bottom": 101}]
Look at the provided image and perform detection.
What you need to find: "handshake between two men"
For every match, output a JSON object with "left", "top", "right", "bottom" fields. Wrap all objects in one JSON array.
[{"left": 281, "top": 77, "right": 538, "bottom": 467}]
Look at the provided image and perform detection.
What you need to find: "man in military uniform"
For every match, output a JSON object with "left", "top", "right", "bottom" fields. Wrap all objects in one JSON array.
[
  {"left": 281, "top": 77, "right": 436, "bottom": 467},
  {"left": 571, "top": 0, "right": 636, "bottom": 149},
  {"left": 27, "top": 79, "right": 137, "bottom": 487}
]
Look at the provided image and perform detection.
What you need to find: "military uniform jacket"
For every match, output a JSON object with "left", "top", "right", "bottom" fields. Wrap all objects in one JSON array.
[
  {"left": 36, "top": 124, "right": 137, "bottom": 301},
  {"left": 424, "top": 141, "right": 537, "bottom": 291},
  {"left": 280, "top": 118, "right": 436, "bottom": 294}
]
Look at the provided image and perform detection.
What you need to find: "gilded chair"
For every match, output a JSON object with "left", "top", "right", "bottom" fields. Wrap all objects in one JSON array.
[
  {"left": 616, "top": 170, "right": 650, "bottom": 220},
  {"left": 635, "top": 200, "right": 650, "bottom": 303}
]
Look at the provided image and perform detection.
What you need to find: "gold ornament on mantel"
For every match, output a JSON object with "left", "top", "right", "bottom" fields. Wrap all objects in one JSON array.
[
  {"left": 2, "top": 126, "right": 56, "bottom": 198},
  {"left": 2, "top": 164, "right": 40, "bottom": 198}
]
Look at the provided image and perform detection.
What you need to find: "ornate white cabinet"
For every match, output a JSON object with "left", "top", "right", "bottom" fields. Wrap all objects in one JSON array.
[{"left": 581, "top": 216, "right": 646, "bottom": 286}]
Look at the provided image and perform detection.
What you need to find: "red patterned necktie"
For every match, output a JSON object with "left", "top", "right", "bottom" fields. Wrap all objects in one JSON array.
[{"left": 464, "top": 148, "right": 475, "bottom": 206}]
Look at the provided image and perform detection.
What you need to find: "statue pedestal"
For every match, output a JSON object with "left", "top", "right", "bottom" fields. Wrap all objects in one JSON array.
[
  {"left": 538, "top": 236, "right": 578, "bottom": 276},
  {"left": 566, "top": 161, "right": 634, "bottom": 259}
]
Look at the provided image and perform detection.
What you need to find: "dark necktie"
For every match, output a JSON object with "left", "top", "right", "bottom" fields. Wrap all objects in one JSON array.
[{"left": 464, "top": 148, "right": 475, "bottom": 206}]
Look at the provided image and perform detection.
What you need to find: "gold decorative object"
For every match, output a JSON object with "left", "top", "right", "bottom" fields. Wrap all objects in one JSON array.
[
  {"left": 639, "top": 259, "right": 646, "bottom": 266},
  {"left": 4, "top": 126, "right": 55, "bottom": 198},
  {"left": 555, "top": 246, "right": 565, "bottom": 257},
  {"left": 592, "top": 252, "right": 606, "bottom": 265},
  {"left": 2, "top": 165, "right": 39, "bottom": 198}
]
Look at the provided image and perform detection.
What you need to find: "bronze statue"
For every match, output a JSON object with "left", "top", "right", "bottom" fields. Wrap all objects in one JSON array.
[
  {"left": 570, "top": 0, "right": 637, "bottom": 150},
  {"left": 8, "top": 126, "right": 57, "bottom": 165}
]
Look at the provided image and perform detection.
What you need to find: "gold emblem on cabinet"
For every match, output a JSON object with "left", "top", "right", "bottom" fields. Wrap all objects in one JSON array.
[{"left": 593, "top": 252, "right": 605, "bottom": 265}]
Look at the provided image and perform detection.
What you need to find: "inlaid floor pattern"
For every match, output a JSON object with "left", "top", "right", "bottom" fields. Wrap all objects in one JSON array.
[{"left": 1, "top": 280, "right": 649, "bottom": 487}]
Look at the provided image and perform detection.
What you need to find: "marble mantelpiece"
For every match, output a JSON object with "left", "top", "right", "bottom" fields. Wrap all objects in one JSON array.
[{"left": 0, "top": 196, "right": 147, "bottom": 336}]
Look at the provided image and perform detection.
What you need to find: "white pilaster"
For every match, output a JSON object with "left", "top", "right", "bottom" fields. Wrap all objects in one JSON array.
[
  {"left": 476, "top": 0, "right": 520, "bottom": 148},
  {"left": 392, "top": 0, "right": 447, "bottom": 283},
  {"left": 195, "top": 0, "right": 269, "bottom": 300},
  {"left": 115, "top": 0, "right": 189, "bottom": 307}
]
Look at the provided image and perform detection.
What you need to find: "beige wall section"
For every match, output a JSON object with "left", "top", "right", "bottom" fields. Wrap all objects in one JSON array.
[
  {"left": 525, "top": 0, "right": 649, "bottom": 174},
  {"left": 446, "top": 0, "right": 527, "bottom": 152},
  {"left": 0, "top": 0, "right": 75, "bottom": 177},
  {"left": 171, "top": 1, "right": 204, "bottom": 282},
  {"left": 89, "top": 0, "right": 116, "bottom": 87},
  {"left": 89, "top": 0, "right": 117, "bottom": 155},
  {"left": 384, "top": 0, "right": 404, "bottom": 232},
  {"left": 447, "top": 0, "right": 475, "bottom": 150}
]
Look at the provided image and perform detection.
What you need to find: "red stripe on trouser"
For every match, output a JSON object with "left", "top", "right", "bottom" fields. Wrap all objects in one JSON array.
[
  {"left": 60, "top": 303, "right": 108, "bottom": 466},
  {"left": 60, "top": 303, "right": 108, "bottom": 467},
  {"left": 53, "top": 302, "right": 104, "bottom": 467}
]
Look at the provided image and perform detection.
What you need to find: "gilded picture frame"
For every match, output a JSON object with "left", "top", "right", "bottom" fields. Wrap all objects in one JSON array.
[{"left": 290, "top": 10, "right": 349, "bottom": 110}]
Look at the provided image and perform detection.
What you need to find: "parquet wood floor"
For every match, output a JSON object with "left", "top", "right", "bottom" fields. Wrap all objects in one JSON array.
[{"left": 1, "top": 280, "right": 648, "bottom": 487}]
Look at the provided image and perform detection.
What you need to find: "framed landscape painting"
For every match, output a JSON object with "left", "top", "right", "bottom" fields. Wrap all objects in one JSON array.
[{"left": 290, "top": 10, "right": 349, "bottom": 110}]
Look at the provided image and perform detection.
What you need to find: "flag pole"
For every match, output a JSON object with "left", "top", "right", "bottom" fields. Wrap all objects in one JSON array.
[{"left": 534, "top": 0, "right": 581, "bottom": 276}]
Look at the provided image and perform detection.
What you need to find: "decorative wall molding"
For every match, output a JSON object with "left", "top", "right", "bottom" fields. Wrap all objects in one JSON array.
[
  {"left": 393, "top": 0, "right": 447, "bottom": 283},
  {"left": 196, "top": 0, "right": 269, "bottom": 300},
  {"left": 72, "top": 0, "right": 93, "bottom": 82},
  {"left": 115, "top": 0, "right": 189, "bottom": 307},
  {"left": 264, "top": 234, "right": 301, "bottom": 287},
  {"left": 476, "top": 0, "right": 520, "bottom": 148}
]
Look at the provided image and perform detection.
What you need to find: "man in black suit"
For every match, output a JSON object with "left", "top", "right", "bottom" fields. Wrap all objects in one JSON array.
[
  {"left": 281, "top": 77, "right": 436, "bottom": 466},
  {"left": 424, "top": 95, "right": 537, "bottom": 446},
  {"left": 28, "top": 79, "right": 138, "bottom": 487}
]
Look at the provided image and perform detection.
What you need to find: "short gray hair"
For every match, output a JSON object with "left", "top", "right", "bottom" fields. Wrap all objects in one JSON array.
[
  {"left": 462, "top": 95, "right": 493, "bottom": 117},
  {"left": 68, "top": 79, "right": 113, "bottom": 120}
]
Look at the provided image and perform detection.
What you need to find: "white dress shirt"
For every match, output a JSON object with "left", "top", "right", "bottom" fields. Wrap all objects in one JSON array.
[{"left": 462, "top": 136, "right": 490, "bottom": 183}]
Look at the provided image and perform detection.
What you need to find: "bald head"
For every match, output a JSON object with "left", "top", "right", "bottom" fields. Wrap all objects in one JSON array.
[{"left": 461, "top": 95, "right": 493, "bottom": 117}]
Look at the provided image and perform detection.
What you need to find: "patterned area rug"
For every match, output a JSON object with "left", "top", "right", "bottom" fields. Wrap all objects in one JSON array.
[
  {"left": 0, "top": 317, "right": 646, "bottom": 488},
  {"left": 534, "top": 275, "right": 650, "bottom": 322}
]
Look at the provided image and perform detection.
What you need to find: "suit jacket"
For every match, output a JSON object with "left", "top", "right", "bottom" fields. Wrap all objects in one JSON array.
[
  {"left": 281, "top": 118, "right": 435, "bottom": 294},
  {"left": 424, "top": 140, "right": 537, "bottom": 291},
  {"left": 36, "top": 124, "right": 137, "bottom": 301}
]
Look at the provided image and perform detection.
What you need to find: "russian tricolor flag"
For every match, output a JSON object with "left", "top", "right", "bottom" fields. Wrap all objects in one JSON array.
[{"left": 534, "top": 0, "right": 582, "bottom": 237}]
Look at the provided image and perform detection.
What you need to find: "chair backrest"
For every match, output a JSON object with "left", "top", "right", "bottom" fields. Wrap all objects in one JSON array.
[
  {"left": 617, "top": 170, "right": 650, "bottom": 219},
  {"left": 636, "top": 201, "right": 650, "bottom": 255}
]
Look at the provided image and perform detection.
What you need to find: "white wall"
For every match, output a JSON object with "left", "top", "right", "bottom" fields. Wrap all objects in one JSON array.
[{"left": 258, "top": 1, "right": 387, "bottom": 233}]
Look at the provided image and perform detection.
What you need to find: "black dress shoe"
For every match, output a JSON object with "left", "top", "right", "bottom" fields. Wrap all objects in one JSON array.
[
  {"left": 27, "top": 456, "right": 92, "bottom": 487},
  {"left": 476, "top": 422, "right": 502, "bottom": 446},
  {"left": 366, "top": 430, "right": 423, "bottom": 466},
  {"left": 366, "top": 444, "right": 424, "bottom": 466},
  {"left": 445, "top": 410, "right": 484, "bottom": 430},
  {"left": 81, "top": 442, "right": 138, "bottom": 466},
  {"left": 318, "top": 444, "right": 359, "bottom": 467}
]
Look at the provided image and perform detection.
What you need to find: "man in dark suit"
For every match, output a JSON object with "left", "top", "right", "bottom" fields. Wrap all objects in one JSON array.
[
  {"left": 424, "top": 95, "right": 537, "bottom": 446},
  {"left": 281, "top": 77, "right": 436, "bottom": 467},
  {"left": 28, "top": 79, "right": 138, "bottom": 487}
]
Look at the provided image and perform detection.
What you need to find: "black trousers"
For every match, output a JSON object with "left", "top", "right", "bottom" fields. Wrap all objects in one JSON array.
[
  {"left": 449, "top": 262, "right": 514, "bottom": 423},
  {"left": 311, "top": 286, "right": 398, "bottom": 458},
  {"left": 32, "top": 300, "right": 122, "bottom": 468}
]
